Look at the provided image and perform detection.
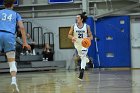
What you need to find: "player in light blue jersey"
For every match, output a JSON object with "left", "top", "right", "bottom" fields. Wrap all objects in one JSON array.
[{"left": 0, "top": 0, "right": 30, "bottom": 92}]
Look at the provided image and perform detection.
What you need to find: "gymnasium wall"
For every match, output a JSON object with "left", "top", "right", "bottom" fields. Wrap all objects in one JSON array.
[
  {"left": 25, "top": 16, "right": 76, "bottom": 62},
  {"left": 25, "top": 15, "right": 132, "bottom": 68},
  {"left": 95, "top": 16, "right": 131, "bottom": 68},
  {"left": 131, "top": 17, "right": 140, "bottom": 68},
  {"left": 12, "top": 0, "right": 135, "bottom": 18},
  {"left": 16, "top": 0, "right": 137, "bottom": 68}
]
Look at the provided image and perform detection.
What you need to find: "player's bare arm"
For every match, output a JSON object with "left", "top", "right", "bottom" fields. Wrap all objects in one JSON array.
[
  {"left": 68, "top": 25, "right": 76, "bottom": 43},
  {"left": 17, "top": 20, "right": 31, "bottom": 50},
  {"left": 68, "top": 25, "right": 74, "bottom": 39}
]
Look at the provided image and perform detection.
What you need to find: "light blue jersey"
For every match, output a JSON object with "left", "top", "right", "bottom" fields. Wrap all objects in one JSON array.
[
  {"left": 0, "top": 9, "right": 22, "bottom": 52},
  {"left": 0, "top": 9, "right": 22, "bottom": 34}
]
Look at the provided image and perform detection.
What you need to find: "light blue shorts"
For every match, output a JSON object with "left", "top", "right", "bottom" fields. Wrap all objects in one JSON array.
[{"left": 0, "top": 32, "right": 16, "bottom": 53}]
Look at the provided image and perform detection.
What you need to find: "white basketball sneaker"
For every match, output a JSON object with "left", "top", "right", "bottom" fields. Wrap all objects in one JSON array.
[{"left": 11, "top": 82, "right": 19, "bottom": 93}]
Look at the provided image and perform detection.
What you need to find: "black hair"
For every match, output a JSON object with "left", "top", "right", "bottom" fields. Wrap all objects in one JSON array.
[{"left": 77, "top": 12, "right": 87, "bottom": 23}]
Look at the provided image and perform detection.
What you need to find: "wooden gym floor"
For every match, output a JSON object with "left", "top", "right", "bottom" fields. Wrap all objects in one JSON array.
[{"left": 0, "top": 69, "right": 140, "bottom": 93}]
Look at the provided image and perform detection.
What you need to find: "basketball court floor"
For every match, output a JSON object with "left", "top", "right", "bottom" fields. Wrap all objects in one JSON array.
[{"left": 0, "top": 69, "right": 140, "bottom": 93}]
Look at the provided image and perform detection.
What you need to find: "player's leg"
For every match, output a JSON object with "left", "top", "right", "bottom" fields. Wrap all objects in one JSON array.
[
  {"left": 73, "top": 49, "right": 80, "bottom": 70},
  {"left": 6, "top": 51, "right": 19, "bottom": 92},
  {"left": 78, "top": 47, "right": 88, "bottom": 80},
  {"left": 6, "top": 51, "right": 17, "bottom": 81},
  {"left": 4, "top": 33, "right": 19, "bottom": 92}
]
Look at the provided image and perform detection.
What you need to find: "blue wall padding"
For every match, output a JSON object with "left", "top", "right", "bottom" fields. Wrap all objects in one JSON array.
[{"left": 86, "top": 16, "right": 131, "bottom": 68}]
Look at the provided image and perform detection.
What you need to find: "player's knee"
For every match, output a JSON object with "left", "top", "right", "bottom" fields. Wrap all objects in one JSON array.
[
  {"left": 80, "top": 55, "right": 87, "bottom": 59},
  {"left": 8, "top": 62, "right": 17, "bottom": 72},
  {"left": 6, "top": 51, "right": 15, "bottom": 59}
]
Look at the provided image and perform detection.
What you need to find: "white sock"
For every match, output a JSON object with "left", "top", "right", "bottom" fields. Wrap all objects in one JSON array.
[
  {"left": 33, "top": 49, "right": 36, "bottom": 55},
  {"left": 12, "top": 77, "right": 16, "bottom": 83},
  {"left": 81, "top": 57, "right": 87, "bottom": 69}
]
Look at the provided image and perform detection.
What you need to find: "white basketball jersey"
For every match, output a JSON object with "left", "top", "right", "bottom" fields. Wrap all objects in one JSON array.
[{"left": 73, "top": 23, "right": 88, "bottom": 49}]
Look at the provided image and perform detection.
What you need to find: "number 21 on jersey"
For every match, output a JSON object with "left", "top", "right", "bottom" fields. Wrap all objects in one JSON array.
[{"left": 78, "top": 33, "right": 83, "bottom": 38}]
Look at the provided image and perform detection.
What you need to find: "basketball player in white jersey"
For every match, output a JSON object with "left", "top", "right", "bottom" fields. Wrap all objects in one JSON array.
[{"left": 68, "top": 12, "right": 93, "bottom": 80}]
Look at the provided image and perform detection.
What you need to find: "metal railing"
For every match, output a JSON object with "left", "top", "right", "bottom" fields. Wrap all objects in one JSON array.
[
  {"left": 23, "top": 21, "right": 33, "bottom": 37},
  {"left": 43, "top": 32, "right": 54, "bottom": 52},
  {"left": 32, "top": 27, "right": 44, "bottom": 48}
]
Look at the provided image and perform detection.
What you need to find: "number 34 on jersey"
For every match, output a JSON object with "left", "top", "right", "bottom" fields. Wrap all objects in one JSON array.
[{"left": 2, "top": 13, "right": 13, "bottom": 21}]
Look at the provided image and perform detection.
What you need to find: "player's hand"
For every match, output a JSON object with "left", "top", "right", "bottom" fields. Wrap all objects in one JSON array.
[
  {"left": 87, "top": 37, "right": 91, "bottom": 41},
  {"left": 72, "top": 37, "right": 76, "bottom": 43},
  {"left": 22, "top": 43, "right": 31, "bottom": 50}
]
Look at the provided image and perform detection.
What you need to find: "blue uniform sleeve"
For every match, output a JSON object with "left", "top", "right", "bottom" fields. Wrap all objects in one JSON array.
[{"left": 16, "top": 13, "right": 22, "bottom": 21}]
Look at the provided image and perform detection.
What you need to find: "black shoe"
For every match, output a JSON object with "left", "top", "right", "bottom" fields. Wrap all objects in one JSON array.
[{"left": 78, "top": 69, "right": 84, "bottom": 80}]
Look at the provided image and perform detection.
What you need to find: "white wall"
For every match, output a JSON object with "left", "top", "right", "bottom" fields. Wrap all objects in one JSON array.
[
  {"left": 131, "top": 17, "right": 140, "bottom": 68},
  {"left": 25, "top": 16, "right": 76, "bottom": 63}
]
